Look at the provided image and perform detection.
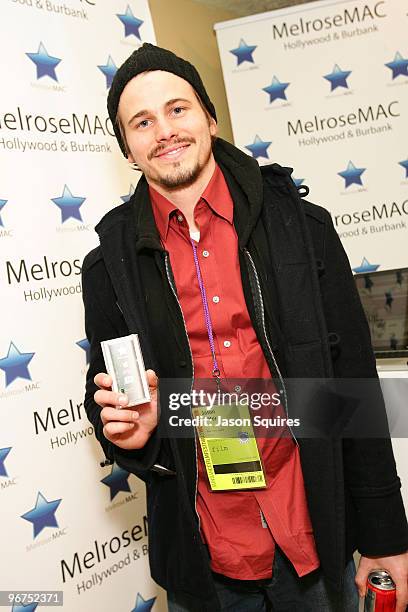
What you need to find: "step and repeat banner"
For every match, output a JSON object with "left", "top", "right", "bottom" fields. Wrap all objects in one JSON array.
[
  {"left": 0, "top": 2, "right": 166, "bottom": 611},
  {"left": 215, "top": 0, "right": 408, "bottom": 274}
]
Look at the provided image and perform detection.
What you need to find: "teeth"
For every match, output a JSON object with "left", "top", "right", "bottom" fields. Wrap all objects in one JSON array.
[{"left": 161, "top": 146, "right": 185, "bottom": 156}]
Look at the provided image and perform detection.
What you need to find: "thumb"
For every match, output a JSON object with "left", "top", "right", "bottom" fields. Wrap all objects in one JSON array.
[{"left": 146, "top": 369, "right": 158, "bottom": 388}]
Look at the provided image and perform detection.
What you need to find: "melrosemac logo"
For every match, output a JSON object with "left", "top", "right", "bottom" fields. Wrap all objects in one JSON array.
[
  {"left": 0, "top": 341, "right": 35, "bottom": 387},
  {"left": 51, "top": 185, "right": 86, "bottom": 223},
  {"left": 76, "top": 338, "right": 90, "bottom": 364},
  {"left": 0, "top": 447, "right": 12, "bottom": 478},
  {"left": 26, "top": 42, "right": 61, "bottom": 82},
  {"left": 0, "top": 199, "right": 8, "bottom": 227},
  {"left": 101, "top": 463, "right": 132, "bottom": 501},
  {"left": 352, "top": 258, "right": 380, "bottom": 273},
  {"left": 262, "top": 76, "right": 290, "bottom": 103},
  {"left": 117, "top": 5, "right": 144, "bottom": 39},
  {"left": 385, "top": 51, "right": 408, "bottom": 80},
  {"left": 131, "top": 592, "right": 156, "bottom": 611},
  {"left": 271, "top": 2, "right": 386, "bottom": 40},
  {"left": 21, "top": 491, "right": 62, "bottom": 539},
  {"left": 98, "top": 56, "right": 118, "bottom": 89},
  {"left": 338, "top": 160, "right": 366, "bottom": 188},
  {"left": 244, "top": 135, "right": 272, "bottom": 160},
  {"left": 399, "top": 158, "right": 408, "bottom": 179},
  {"left": 121, "top": 184, "right": 135, "bottom": 203},
  {"left": 324, "top": 64, "right": 352, "bottom": 91},
  {"left": 229, "top": 39, "right": 257, "bottom": 66},
  {"left": 0, "top": 106, "right": 114, "bottom": 139}
]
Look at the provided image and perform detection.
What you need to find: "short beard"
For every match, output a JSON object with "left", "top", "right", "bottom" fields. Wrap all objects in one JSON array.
[{"left": 156, "top": 161, "right": 203, "bottom": 190}]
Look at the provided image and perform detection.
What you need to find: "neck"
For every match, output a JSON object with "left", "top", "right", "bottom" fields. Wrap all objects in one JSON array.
[{"left": 148, "top": 157, "right": 216, "bottom": 231}]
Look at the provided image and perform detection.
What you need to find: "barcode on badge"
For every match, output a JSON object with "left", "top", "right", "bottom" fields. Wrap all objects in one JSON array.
[{"left": 231, "top": 475, "right": 263, "bottom": 484}]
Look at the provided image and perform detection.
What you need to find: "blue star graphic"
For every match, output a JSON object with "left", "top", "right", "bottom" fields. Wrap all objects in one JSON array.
[
  {"left": 21, "top": 491, "right": 62, "bottom": 539},
  {"left": 262, "top": 76, "right": 290, "bottom": 102},
  {"left": 399, "top": 158, "right": 408, "bottom": 178},
  {"left": 26, "top": 42, "right": 61, "bottom": 81},
  {"left": 352, "top": 258, "right": 380, "bottom": 274},
  {"left": 230, "top": 38, "right": 257, "bottom": 66},
  {"left": 98, "top": 56, "right": 118, "bottom": 89},
  {"left": 117, "top": 5, "right": 144, "bottom": 39},
  {"left": 76, "top": 338, "right": 90, "bottom": 365},
  {"left": 0, "top": 342, "right": 35, "bottom": 387},
  {"left": 101, "top": 463, "right": 131, "bottom": 501},
  {"left": 0, "top": 447, "right": 12, "bottom": 478},
  {"left": 338, "top": 161, "right": 366, "bottom": 188},
  {"left": 121, "top": 185, "right": 136, "bottom": 203},
  {"left": 131, "top": 592, "right": 156, "bottom": 612},
  {"left": 385, "top": 51, "right": 408, "bottom": 79},
  {"left": 245, "top": 135, "right": 272, "bottom": 159},
  {"left": 0, "top": 199, "right": 7, "bottom": 228},
  {"left": 51, "top": 185, "right": 85, "bottom": 223},
  {"left": 292, "top": 177, "right": 304, "bottom": 188},
  {"left": 324, "top": 64, "right": 351, "bottom": 91},
  {"left": 12, "top": 603, "right": 38, "bottom": 612}
]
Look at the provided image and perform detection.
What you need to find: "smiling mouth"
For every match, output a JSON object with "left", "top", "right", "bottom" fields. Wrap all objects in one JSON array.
[{"left": 154, "top": 144, "right": 191, "bottom": 159}]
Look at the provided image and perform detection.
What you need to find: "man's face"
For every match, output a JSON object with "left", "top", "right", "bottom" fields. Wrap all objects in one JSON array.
[{"left": 118, "top": 70, "right": 217, "bottom": 190}]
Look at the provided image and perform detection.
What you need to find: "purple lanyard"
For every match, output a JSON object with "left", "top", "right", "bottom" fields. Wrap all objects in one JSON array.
[{"left": 190, "top": 238, "right": 221, "bottom": 387}]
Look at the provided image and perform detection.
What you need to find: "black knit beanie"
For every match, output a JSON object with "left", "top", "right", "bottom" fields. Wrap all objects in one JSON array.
[{"left": 107, "top": 43, "right": 217, "bottom": 157}]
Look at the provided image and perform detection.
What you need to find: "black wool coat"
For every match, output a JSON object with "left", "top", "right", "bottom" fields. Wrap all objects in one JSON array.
[{"left": 82, "top": 138, "right": 408, "bottom": 611}]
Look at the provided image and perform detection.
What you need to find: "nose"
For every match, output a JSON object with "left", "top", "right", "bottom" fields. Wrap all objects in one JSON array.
[{"left": 154, "top": 115, "right": 178, "bottom": 142}]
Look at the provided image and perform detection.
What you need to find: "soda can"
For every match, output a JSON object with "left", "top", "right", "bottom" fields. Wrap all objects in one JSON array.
[{"left": 364, "top": 570, "right": 396, "bottom": 612}]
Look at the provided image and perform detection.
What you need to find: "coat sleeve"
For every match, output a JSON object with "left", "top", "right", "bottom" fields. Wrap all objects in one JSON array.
[
  {"left": 314, "top": 207, "right": 408, "bottom": 556},
  {"left": 81, "top": 249, "right": 162, "bottom": 481}
]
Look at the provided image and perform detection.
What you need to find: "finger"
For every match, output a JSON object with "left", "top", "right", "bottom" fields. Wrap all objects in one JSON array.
[
  {"left": 94, "top": 389, "right": 129, "bottom": 409},
  {"left": 146, "top": 369, "right": 158, "bottom": 388},
  {"left": 355, "top": 568, "right": 369, "bottom": 598},
  {"left": 103, "top": 421, "right": 135, "bottom": 439},
  {"left": 100, "top": 406, "right": 139, "bottom": 426},
  {"left": 94, "top": 373, "right": 113, "bottom": 389}
]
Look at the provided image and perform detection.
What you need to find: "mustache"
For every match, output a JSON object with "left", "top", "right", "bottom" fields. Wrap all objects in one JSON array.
[{"left": 148, "top": 137, "right": 196, "bottom": 160}]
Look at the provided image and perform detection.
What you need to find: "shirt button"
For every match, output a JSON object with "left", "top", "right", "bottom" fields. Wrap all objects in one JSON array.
[
  {"left": 202, "top": 250, "right": 209, "bottom": 258},
  {"left": 177, "top": 214, "right": 183, "bottom": 223},
  {"left": 212, "top": 296, "right": 220, "bottom": 303},
  {"left": 224, "top": 340, "right": 231, "bottom": 348}
]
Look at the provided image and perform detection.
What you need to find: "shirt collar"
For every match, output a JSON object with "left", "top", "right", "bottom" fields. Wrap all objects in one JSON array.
[
  {"left": 149, "top": 164, "right": 233, "bottom": 243},
  {"left": 201, "top": 164, "right": 233, "bottom": 225},
  {"left": 148, "top": 185, "right": 176, "bottom": 243}
]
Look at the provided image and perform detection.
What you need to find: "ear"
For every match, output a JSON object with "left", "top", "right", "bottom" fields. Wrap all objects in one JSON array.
[
  {"left": 209, "top": 117, "right": 218, "bottom": 137},
  {"left": 127, "top": 152, "right": 135, "bottom": 164}
]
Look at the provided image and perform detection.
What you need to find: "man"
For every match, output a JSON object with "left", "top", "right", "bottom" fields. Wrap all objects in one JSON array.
[{"left": 82, "top": 43, "right": 408, "bottom": 611}]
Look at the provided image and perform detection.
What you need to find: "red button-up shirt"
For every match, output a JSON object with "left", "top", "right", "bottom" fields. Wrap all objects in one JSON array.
[{"left": 149, "top": 165, "right": 320, "bottom": 580}]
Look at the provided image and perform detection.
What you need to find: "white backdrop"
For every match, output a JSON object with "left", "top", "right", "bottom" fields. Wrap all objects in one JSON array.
[
  {"left": 215, "top": 0, "right": 408, "bottom": 510},
  {"left": 215, "top": 0, "right": 408, "bottom": 274},
  {"left": 0, "top": 1, "right": 166, "bottom": 611}
]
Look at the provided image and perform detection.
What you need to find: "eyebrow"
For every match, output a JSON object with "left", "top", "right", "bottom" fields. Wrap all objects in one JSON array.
[{"left": 127, "top": 98, "right": 192, "bottom": 126}]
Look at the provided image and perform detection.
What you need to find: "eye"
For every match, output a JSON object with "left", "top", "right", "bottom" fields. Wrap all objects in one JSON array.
[
  {"left": 137, "top": 119, "right": 151, "bottom": 129},
  {"left": 172, "top": 106, "right": 185, "bottom": 115}
]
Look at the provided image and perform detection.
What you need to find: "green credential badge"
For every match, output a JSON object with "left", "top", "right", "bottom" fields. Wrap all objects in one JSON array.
[{"left": 192, "top": 403, "right": 266, "bottom": 491}]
